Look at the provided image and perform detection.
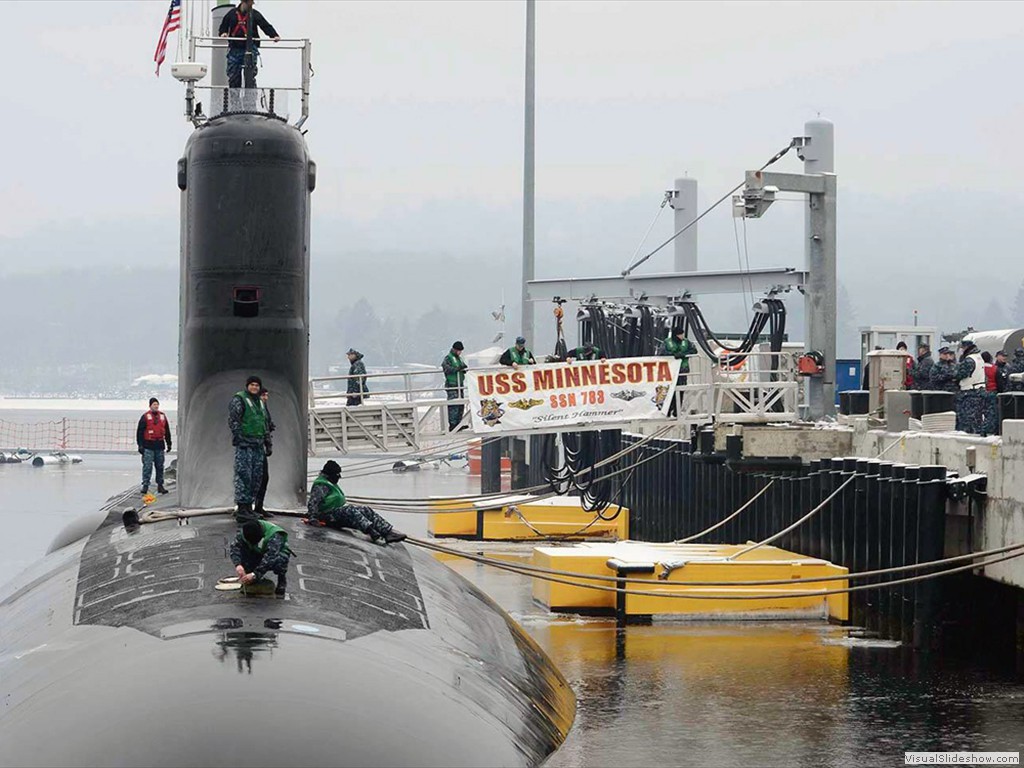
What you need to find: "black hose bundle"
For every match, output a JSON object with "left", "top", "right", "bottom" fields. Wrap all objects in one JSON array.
[
  {"left": 681, "top": 298, "right": 786, "bottom": 366},
  {"left": 544, "top": 430, "right": 626, "bottom": 517},
  {"left": 579, "top": 302, "right": 667, "bottom": 359}
]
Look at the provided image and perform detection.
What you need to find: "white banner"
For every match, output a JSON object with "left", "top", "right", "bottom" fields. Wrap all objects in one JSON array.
[{"left": 466, "top": 357, "right": 682, "bottom": 433}]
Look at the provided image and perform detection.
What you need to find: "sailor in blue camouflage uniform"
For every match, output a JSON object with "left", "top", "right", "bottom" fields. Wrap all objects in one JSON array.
[
  {"left": 229, "top": 375, "right": 268, "bottom": 522},
  {"left": 1008, "top": 348, "right": 1024, "bottom": 392},
  {"left": 230, "top": 519, "right": 292, "bottom": 596},
  {"left": 910, "top": 345, "right": 933, "bottom": 390},
  {"left": 306, "top": 460, "right": 406, "bottom": 545},
  {"left": 928, "top": 347, "right": 959, "bottom": 392},
  {"left": 955, "top": 340, "right": 988, "bottom": 435}
]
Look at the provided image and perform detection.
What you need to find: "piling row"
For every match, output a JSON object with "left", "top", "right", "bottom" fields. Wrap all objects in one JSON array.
[{"left": 613, "top": 434, "right": 949, "bottom": 648}]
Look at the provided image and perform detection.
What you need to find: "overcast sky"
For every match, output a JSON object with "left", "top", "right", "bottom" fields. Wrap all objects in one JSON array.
[{"left": 4, "top": 0, "right": 1024, "bottom": 336}]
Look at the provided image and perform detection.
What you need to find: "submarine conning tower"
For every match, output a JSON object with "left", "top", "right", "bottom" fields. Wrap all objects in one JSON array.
[{"left": 173, "top": 34, "right": 315, "bottom": 509}]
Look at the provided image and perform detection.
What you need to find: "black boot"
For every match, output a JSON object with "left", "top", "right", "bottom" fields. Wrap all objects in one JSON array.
[
  {"left": 275, "top": 573, "right": 287, "bottom": 596},
  {"left": 157, "top": 485, "right": 168, "bottom": 495},
  {"left": 255, "top": 505, "right": 273, "bottom": 519},
  {"left": 141, "top": 485, "right": 149, "bottom": 496},
  {"left": 381, "top": 530, "right": 407, "bottom": 545}
]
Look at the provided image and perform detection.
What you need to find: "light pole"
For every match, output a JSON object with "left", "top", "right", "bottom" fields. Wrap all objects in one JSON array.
[{"left": 521, "top": 0, "right": 536, "bottom": 345}]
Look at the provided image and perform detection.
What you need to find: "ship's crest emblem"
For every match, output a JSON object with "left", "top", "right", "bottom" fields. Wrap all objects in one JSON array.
[
  {"left": 652, "top": 385, "right": 670, "bottom": 410},
  {"left": 478, "top": 398, "right": 505, "bottom": 427}
]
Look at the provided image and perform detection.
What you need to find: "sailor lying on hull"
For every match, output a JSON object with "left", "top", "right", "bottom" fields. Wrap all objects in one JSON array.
[{"left": 307, "top": 460, "right": 406, "bottom": 545}]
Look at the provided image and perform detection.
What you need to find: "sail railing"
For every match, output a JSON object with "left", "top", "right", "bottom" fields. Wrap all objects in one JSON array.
[{"left": 188, "top": 36, "right": 311, "bottom": 126}]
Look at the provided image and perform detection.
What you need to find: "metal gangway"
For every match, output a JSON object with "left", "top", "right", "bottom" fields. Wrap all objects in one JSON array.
[
  {"left": 309, "top": 369, "right": 469, "bottom": 454},
  {"left": 308, "top": 353, "right": 800, "bottom": 455}
]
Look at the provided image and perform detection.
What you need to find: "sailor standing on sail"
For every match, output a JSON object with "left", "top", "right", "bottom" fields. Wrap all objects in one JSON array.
[
  {"left": 229, "top": 376, "right": 268, "bottom": 522},
  {"left": 218, "top": 0, "right": 280, "bottom": 89},
  {"left": 253, "top": 387, "right": 275, "bottom": 519}
]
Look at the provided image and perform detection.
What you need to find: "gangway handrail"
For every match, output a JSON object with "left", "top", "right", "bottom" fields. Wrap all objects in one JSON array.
[
  {"left": 312, "top": 368, "right": 443, "bottom": 385},
  {"left": 311, "top": 367, "right": 447, "bottom": 404},
  {"left": 307, "top": 355, "right": 803, "bottom": 453},
  {"left": 313, "top": 388, "right": 449, "bottom": 400}
]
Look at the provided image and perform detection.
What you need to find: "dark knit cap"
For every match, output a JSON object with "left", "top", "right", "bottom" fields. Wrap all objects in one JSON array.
[
  {"left": 246, "top": 375, "right": 263, "bottom": 387},
  {"left": 322, "top": 460, "right": 342, "bottom": 478},
  {"left": 149, "top": 397, "right": 159, "bottom": 406},
  {"left": 242, "top": 520, "right": 263, "bottom": 545},
  {"left": 452, "top": 341, "right": 464, "bottom": 351}
]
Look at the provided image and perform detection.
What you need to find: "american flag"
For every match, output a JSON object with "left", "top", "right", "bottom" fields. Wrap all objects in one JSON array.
[{"left": 153, "top": 0, "right": 181, "bottom": 76}]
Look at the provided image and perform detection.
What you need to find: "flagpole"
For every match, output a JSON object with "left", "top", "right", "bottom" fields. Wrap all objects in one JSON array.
[{"left": 520, "top": 0, "right": 536, "bottom": 346}]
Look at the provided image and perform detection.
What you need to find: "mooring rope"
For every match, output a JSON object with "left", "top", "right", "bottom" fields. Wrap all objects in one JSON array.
[{"left": 406, "top": 536, "right": 1024, "bottom": 600}]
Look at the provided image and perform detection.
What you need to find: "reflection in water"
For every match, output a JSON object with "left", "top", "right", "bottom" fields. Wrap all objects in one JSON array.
[
  {"left": 212, "top": 630, "right": 279, "bottom": 675},
  {"left": 528, "top": 617, "right": 1024, "bottom": 768},
  {"left": 450, "top": 555, "right": 1024, "bottom": 768}
]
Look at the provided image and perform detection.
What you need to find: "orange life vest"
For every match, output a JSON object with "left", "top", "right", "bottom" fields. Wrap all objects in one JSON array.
[{"left": 144, "top": 411, "right": 167, "bottom": 442}]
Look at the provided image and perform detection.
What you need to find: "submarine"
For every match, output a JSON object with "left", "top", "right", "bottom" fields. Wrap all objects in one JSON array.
[{"left": 0, "top": 28, "right": 574, "bottom": 768}]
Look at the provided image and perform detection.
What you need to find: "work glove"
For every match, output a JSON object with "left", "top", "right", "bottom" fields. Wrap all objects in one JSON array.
[{"left": 138, "top": 447, "right": 144, "bottom": 455}]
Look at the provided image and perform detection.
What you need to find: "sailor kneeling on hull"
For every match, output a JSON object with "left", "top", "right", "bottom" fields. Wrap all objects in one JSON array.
[{"left": 230, "top": 519, "right": 293, "bottom": 596}]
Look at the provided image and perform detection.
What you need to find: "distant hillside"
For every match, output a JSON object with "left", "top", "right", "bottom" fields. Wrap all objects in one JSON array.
[{"left": 0, "top": 253, "right": 521, "bottom": 392}]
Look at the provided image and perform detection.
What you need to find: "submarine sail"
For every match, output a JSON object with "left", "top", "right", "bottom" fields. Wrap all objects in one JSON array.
[{"left": 177, "top": 114, "right": 313, "bottom": 509}]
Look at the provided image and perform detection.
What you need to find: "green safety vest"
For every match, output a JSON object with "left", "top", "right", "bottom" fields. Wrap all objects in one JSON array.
[
  {"left": 663, "top": 336, "right": 694, "bottom": 373},
  {"left": 508, "top": 346, "right": 533, "bottom": 365},
  {"left": 235, "top": 391, "right": 267, "bottom": 438},
  {"left": 312, "top": 475, "right": 346, "bottom": 512},
  {"left": 443, "top": 352, "right": 466, "bottom": 388},
  {"left": 574, "top": 346, "right": 601, "bottom": 360},
  {"left": 244, "top": 519, "right": 289, "bottom": 554}
]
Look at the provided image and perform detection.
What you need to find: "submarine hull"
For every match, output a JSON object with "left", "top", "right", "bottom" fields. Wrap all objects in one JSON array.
[
  {"left": 0, "top": 501, "right": 575, "bottom": 767},
  {"left": 177, "top": 114, "right": 314, "bottom": 510}
]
